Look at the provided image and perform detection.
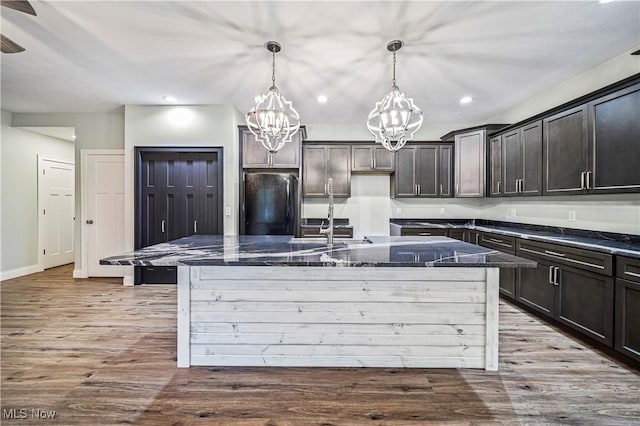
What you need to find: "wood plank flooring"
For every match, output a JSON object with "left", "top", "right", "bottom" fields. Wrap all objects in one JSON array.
[{"left": 1, "top": 264, "right": 639, "bottom": 425}]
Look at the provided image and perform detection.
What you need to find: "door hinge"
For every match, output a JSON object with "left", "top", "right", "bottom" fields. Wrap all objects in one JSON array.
[
  {"left": 43, "top": 209, "right": 46, "bottom": 215},
  {"left": 42, "top": 169, "right": 45, "bottom": 175},
  {"left": 43, "top": 249, "right": 46, "bottom": 255}
]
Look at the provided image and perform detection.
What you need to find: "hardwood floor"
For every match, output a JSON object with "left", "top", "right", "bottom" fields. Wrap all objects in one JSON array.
[{"left": 2, "top": 264, "right": 639, "bottom": 425}]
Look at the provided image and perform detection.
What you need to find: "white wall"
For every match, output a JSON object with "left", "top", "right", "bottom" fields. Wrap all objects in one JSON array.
[
  {"left": 123, "top": 105, "right": 240, "bottom": 284},
  {"left": 10, "top": 110, "right": 125, "bottom": 276},
  {"left": 1, "top": 110, "right": 76, "bottom": 279}
]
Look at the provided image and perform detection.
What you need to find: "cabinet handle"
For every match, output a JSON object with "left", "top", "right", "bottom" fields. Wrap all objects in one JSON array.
[
  {"left": 519, "top": 179, "right": 523, "bottom": 193},
  {"left": 488, "top": 237, "right": 504, "bottom": 244},
  {"left": 161, "top": 219, "right": 166, "bottom": 233},
  {"left": 497, "top": 181, "right": 501, "bottom": 194},
  {"left": 554, "top": 267, "right": 560, "bottom": 286},
  {"left": 373, "top": 156, "right": 377, "bottom": 169},
  {"left": 549, "top": 265, "right": 554, "bottom": 284},
  {"left": 475, "top": 234, "right": 479, "bottom": 245},
  {"left": 586, "top": 171, "right": 592, "bottom": 189},
  {"left": 417, "top": 184, "right": 421, "bottom": 195},
  {"left": 544, "top": 249, "right": 566, "bottom": 258},
  {"left": 371, "top": 158, "right": 374, "bottom": 169},
  {"left": 440, "top": 184, "right": 443, "bottom": 195},
  {"left": 580, "top": 171, "right": 586, "bottom": 190},
  {"left": 193, "top": 220, "right": 198, "bottom": 233},
  {"left": 324, "top": 183, "right": 327, "bottom": 195},
  {"left": 419, "top": 233, "right": 431, "bottom": 236}
]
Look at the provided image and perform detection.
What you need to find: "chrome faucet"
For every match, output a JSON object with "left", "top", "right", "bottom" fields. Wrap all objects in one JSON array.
[{"left": 319, "top": 178, "right": 334, "bottom": 246}]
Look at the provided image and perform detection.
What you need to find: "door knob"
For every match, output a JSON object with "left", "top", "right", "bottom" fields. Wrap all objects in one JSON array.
[{"left": 86, "top": 219, "right": 94, "bottom": 224}]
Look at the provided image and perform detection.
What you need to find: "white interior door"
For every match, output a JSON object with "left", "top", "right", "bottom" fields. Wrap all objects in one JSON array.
[
  {"left": 86, "top": 152, "right": 125, "bottom": 277},
  {"left": 39, "top": 158, "right": 75, "bottom": 269}
]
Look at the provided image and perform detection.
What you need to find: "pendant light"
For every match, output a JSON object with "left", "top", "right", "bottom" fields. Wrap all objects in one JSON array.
[
  {"left": 366, "top": 40, "right": 424, "bottom": 152},
  {"left": 246, "top": 41, "right": 301, "bottom": 153}
]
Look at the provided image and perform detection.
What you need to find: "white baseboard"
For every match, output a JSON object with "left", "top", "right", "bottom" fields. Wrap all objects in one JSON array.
[
  {"left": 73, "top": 269, "right": 88, "bottom": 279},
  {"left": 1, "top": 264, "right": 43, "bottom": 281}
]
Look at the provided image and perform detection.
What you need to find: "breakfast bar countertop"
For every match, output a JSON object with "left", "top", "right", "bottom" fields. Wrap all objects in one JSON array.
[{"left": 100, "top": 235, "right": 536, "bottom": 268}]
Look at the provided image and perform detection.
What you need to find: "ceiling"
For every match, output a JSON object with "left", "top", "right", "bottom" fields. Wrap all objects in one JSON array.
[{"left": 1, "top": 1, "right": 639, "bottom": 127}]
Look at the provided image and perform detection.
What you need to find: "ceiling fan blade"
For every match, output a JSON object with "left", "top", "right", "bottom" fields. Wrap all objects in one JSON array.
[
  {"left": 1, "top": 33, "right": 25, "bottom": 53},
  {"left": 1, "top": 0, "right": 36, "bottom": 16}
]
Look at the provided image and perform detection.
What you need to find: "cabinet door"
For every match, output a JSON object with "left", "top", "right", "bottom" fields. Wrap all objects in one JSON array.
[
  {"left": 394, "top": 147, "right": 417, "bottom": 197},
  {"left": 439, "top": 145, "right": 453, "bottom": 197},
  {"left": 373, "top": 147, "right": 394, "bottom": 171},
  {"left": 352, "top": 145, "right": 373, "bottom": 171},
  {"left": 500, "top": 269, "right": 517, "bottom": 300},
  {"left": 448, "top": 229, "right": 465, "bottom": 241},
  {"left": 557, "top": 266, "right": 614, "bottom": 346},
  {"left": 589, "top": 83, "right": 640, "bottom": 192},
  {"left": 327, "top": 146, "right": 351, "bottom": 197},
  {"left": 455, "top": 130, "right": 485, "bottom": 197},
  {"left": 517, "top": 259, "right": 556, "bottom": 319},
  {"left": 140, "top": 152, "right": 181, "bottom": 246},
  {"left": 197, "top": 152, "right": 223, "bottom": 235},
  {"left": 271, "top": 132, "right": 300, "bottom": 168},
  {"left": 543, "top": 105, "right": 588, "bottom": 194},
  {"left": 180, "top": 153, "right": 200, "bottom": 237},
  {"left": 502, "top": 129, "right": 522, "bottom": 196},
  {"left": 464, "top": 230, "right": 480, "bottom": 245},
  {"left": 489, "top": 135, "right": 503, "bottom": 196},
  {"left": 241, "top": 130, "right": 270, "bottom": 168},
  {"left": 520, "top": 121, "right": 542, "bottom": 195},
  {"left": 615, "top": 278, "right": 640, "bottom": 362},
  {"left": 416, "top": 146, "right": 438, "bottom": 196},
  {"left": 302, "top": 146, "right": 328, "bottom": 197}
]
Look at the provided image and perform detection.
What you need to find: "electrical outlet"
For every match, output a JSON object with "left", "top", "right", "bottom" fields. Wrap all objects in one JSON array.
[
  {"left": 396, "top": 207, "right": 402, "bottom": 214},
  {"left": 510, "top": 208, "right": 517, "bottom": 217},
  {"left": 568, "top": 211, "right": 576, "bottom": 221},
  {"left": 440, "top": 207, "right": 446, "bottom": 215},
  {"left": 225, "top": 207, "right": 231, "bottom": 216}
]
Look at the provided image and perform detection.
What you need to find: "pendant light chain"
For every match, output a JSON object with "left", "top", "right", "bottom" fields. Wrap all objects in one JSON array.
[
  {"left": 271, "top": 49, "right": 276, "bottom": 88},
  {"left": 392, "top": 51, "right": 397, "bottom": 87}
]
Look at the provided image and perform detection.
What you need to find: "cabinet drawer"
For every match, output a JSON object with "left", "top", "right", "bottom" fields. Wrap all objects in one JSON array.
[
  {"left": 479, "top": 232, "right": 516, "bottom": 253},
  {"left": 516, "top": 239, "right": 612, "bottom": 276},
  {"left": 400, "top": 228, "right": 448, "bottom": 237},
  {"left": 616, "top": 256, "right": 640, "bottom": 283}
]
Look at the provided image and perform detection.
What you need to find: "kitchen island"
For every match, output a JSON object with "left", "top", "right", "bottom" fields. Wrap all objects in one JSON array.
[{"left": 101, "top": 235, "right": 535, "bottom": 370}]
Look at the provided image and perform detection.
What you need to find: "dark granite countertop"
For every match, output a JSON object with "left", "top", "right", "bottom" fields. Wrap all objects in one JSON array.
[
  {"left": 100, "top": 235, "right": 536, "bottom": 268},
  {"left": 389, "top": 219, "right": 640, "bottom": 259}
]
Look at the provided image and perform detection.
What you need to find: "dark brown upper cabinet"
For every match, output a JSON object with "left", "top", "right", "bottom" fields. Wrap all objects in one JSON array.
[
  {"left": 241, "top": 126, "right": 303, "bottom": 169},
  {"left": 392, "top": 144, "right": 452, "bottom": 198},
  {"left": 501, "top": 121, "right": 542, "bottom": 196},
  {"left": 587, "top": 83, "right": 640, "bottom": 193},
  {"left": 351, "top": 144, "right": 394, "bottom": 172},
  {"left": 302, "top": 144, "right": 351, "bottom": 198},
  {"left": 543, "top": 105, "right": 589, "bottom": 195},
  {"left": 489, "top": 135, "right": 503, "bottom": 196},
  {"left": 455, "top": 129, "right": 487, "bottom": 197}
]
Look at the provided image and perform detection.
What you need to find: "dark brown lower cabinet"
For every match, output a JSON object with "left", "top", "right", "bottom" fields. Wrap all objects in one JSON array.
[
  {"left": 517, "top": 258, "right": 557, "bottom": 318},
  {"left": 556, "top": 266, "right": 614, "bottom": 346},
  {"left": 516, "top": 248, "right": 614, "bottom": 347},
  {"left": 447, "top": 229, "right": 465, "bottom": 241},
  {"left": 615, "top": 278, "right": 640, "bottom": 362},
  {"left": 399, "top": 227, "right": 448, "bottom": 237}
]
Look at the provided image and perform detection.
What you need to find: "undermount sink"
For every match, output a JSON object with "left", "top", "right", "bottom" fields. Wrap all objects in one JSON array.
[{"left": 289, "top": 237, "right": 371, "bottom": 245}]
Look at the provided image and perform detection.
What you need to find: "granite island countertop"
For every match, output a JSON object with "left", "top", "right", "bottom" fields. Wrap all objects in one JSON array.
[
  {"left": 390, "top": 219, "right": 640, "bottom": 259},
  {"left": 100, "top": 235, "right": 536, "bottom": 268}
]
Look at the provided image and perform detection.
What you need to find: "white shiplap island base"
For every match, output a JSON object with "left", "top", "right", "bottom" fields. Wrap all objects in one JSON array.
[{"left": 178, "top": 266, "right": 500, "bottom": 370}]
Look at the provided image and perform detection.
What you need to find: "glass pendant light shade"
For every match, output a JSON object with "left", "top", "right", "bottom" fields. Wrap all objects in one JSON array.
[
  {"left": 246, "top": 41, "right": 301, "bottom": 153},
  {"left": 366, "top": 40, "right": 424, "bottom": 152}
]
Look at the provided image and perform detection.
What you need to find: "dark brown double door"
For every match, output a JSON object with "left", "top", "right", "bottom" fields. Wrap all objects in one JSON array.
[{"left": 135, "top": 148, "right": 223, "bottom": 283}]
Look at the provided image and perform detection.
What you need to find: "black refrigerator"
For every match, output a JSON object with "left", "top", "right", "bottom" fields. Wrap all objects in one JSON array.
[{"left": 242, "top": 173, "right": 298, "bottom": 235}]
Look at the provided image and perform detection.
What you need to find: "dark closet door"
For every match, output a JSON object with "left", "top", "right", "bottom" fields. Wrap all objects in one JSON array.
[
  {"left": 140, "top": 152, "right": 182, "bottom": 246},
  {"left": 179, "top": 152, "right": 221, "bottom": 236}
]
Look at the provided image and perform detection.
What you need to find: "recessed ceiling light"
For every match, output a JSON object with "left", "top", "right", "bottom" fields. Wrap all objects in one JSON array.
[
  {"left": 163, "top": 95, "right": 178, "bottom": 103},
  {"left": 460, "top": 96, "right": 473, "bottom": 104},
  {"left": 317, "top": 95, "right": 328, "bottom": 103}
]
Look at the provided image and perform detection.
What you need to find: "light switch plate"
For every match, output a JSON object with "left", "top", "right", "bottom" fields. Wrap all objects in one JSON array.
[
  {"left": 396, "top": 207, "right": 402, "bottom": 214},
  {"left": 440, "top": 207, "right": 446, "bottom": 215},
  {"left": 568, "top": 211, "right": 576, "bottom": 221},
  {"left": 225, "top": 207, "right": 231, "bottom": 216},
  {"left": 509, "top": 208, "right": 517, "bottom": 217}
]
